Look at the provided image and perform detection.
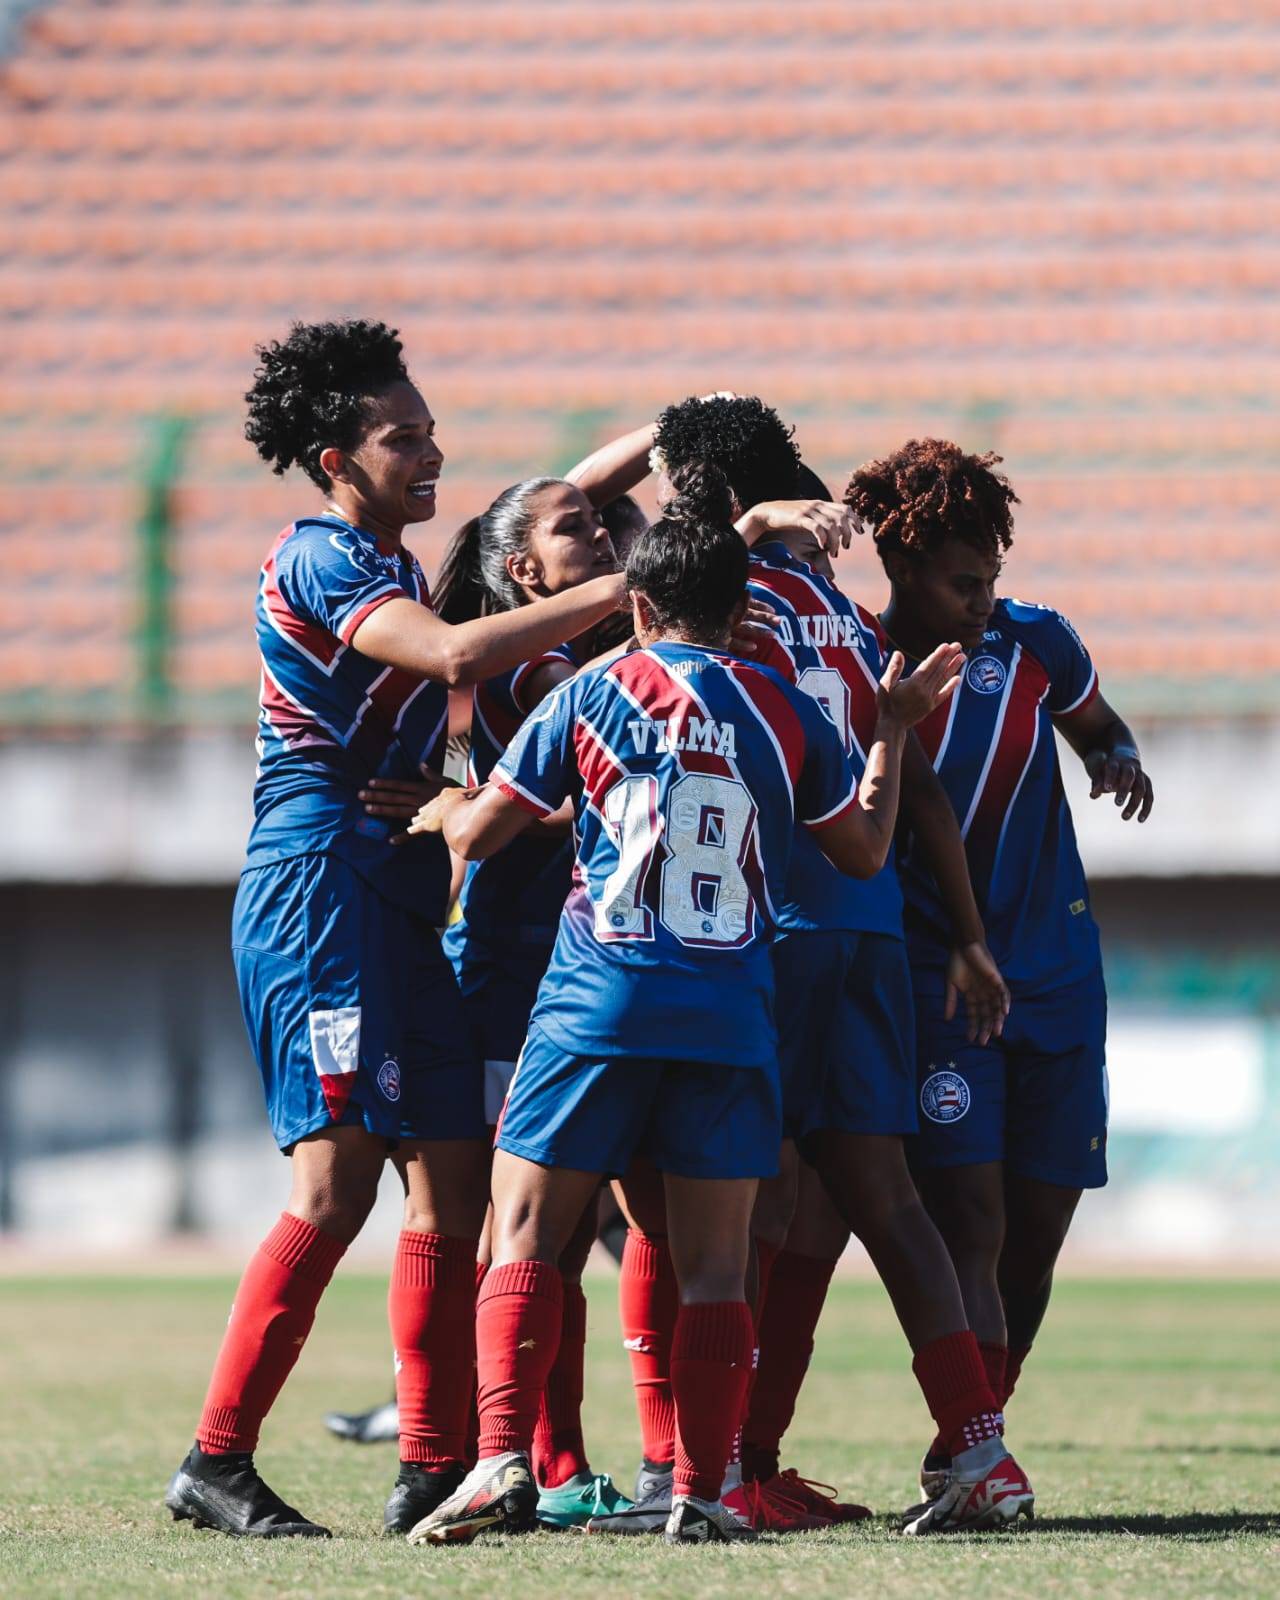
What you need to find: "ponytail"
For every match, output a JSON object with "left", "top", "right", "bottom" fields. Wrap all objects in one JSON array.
[
  {"left": 625, "top": 459, "right": 746, "bottom": 640},
  {"left": 433, "top": 475, "right": 569, "bottom": 622}
]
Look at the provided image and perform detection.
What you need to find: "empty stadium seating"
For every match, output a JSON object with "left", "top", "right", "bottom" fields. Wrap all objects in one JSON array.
[{"left": 1, "top": 0, "right": 1277, "bottom": 718}]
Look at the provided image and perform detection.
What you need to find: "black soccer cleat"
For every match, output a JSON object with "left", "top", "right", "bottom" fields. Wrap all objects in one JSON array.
[
  {"left": 383, "top": 1461, "right": 467, "bottom": 1536},
  {"left": 165, "top": 1444, "right": 331, "bottom": 1538},
  {"left": 323, "top": 1396, "right": 400, "bottom": 1445}
]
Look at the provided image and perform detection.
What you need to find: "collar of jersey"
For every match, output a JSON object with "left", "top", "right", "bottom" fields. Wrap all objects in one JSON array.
[{"left": 310, "top": 511, "right": 403, "bottom": 561}]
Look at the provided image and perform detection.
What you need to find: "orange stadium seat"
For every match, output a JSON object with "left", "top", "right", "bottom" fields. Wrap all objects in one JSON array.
[{"left": 1, "top": 0, "right": 1278, "bottom": 718}]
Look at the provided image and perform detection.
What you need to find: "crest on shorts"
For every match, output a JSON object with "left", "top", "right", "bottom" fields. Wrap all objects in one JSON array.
[
  {"left": 921, "top": 1067, "right": 970, "bottom": 1124},
  {"left": 377, "top": 1059, "right": 402, "bottom": 1102},
  {"left": 966, "top": 654, "right": 1007, "bottom": 695}
]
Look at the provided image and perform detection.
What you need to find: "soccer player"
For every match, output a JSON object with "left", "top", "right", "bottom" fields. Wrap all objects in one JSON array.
[
  {"left": 400, "top": 464, "right": 964, "bottom": 1545},
  {"left": 164, "top": 320, "right": 629, "bottom": 1540},
  {"left": 598, "top": 397, "right": 1028, "bottom": 1537},
  {"left": 844, "top": 438, "right": 1153, "bottom": 1516}
]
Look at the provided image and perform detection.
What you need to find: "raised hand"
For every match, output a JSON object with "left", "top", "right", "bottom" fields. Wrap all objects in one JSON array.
[
  {"left": 738, "top": 499, "right": 859, "bottom": 558},
  {"left": 877, "top": 644, "right": 964, "bottom": 729}
]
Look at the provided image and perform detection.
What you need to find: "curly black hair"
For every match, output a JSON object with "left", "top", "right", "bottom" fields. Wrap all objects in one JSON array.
[
  {"left": 653, "top": 395, "right": 802, "bottom": 512},
  {"left": 244, "top": 319, "right": 411, "bottom": 490},
  {"left": 845, "top": 438, "right": 1017, "bottom": 565}
]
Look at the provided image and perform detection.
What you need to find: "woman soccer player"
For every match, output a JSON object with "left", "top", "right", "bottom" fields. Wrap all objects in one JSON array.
[
  {"left": 845, "top": 438, "right": 1153, "bottom": 1508},
  {"left": 164, "top": 320, "right": 629, "bottom": 1540},
  {"left": 401, "top": 464, "right": 965, "bottom": 1546},
  {"left": 597, "top": 396, "right": 1026, "bottom": 1538}
]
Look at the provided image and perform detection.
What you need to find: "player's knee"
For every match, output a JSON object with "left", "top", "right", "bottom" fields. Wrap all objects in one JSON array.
[
  {"left": 294, "top": 1181, "right": 379, "bottom": 1245},
  {"left": 930, "top": 1182, "right": 1004, "bottom": 1262}
]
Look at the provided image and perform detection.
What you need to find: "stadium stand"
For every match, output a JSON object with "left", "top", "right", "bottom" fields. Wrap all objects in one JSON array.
[{"left": 1, "top": 0, "right": 1278, "bottom": 719}]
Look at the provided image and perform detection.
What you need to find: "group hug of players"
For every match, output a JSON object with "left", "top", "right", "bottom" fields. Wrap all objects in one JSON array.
[{"left": 164, "top": 319, "right": 1154, "bottom": 1547}]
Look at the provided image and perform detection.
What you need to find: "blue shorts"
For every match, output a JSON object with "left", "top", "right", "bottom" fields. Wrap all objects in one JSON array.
[
  {"left": 909, "top": 964, "right": 1108, "bottom": 1189},
  {"left": 495, "top": 1022, "right": 781, "bottom": 1180},
  {"left": 232, "top": 853, "right": 486, "bottom": 1151},
  {"left": 443, "top": 928, "right": 551, "bottom": 1122},
  {"left": 774, "top": 929, "right": 917, "bottom": 1141}
]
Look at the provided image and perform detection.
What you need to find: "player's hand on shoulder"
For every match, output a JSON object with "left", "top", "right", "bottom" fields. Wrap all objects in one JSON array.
[
  {"left": 407, "top": 784, "right": 476, "bottom": 838},
  {"left": 944, "top": 942, "right": 1011, "bottom": 1045},
  {"left": 1084, "top": 748, "right": 1154, "bottom": 823},
  {"left": 877, "top": 643, "right": 964, "bottom": 728},
  {"left": 737, "top": 499, "right": 857, "bottom": 558},
  {"left": 728, "top": 597, "right": 782, "bottom": 656}
]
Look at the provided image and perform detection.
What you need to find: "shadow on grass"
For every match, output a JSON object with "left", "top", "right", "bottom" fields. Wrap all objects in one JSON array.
[{"left": 1032, "top": 1512, "right": 1279, "bottom": 1538}]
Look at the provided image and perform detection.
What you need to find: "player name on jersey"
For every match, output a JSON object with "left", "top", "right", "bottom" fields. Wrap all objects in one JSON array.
[{"left": 626, "top": 714, "right": 737, "bottom": 759}]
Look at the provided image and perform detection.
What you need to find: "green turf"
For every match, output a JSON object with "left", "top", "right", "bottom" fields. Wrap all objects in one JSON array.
[{"left": 0, "top": 1274, "right": 1276, "bottom": 1598}]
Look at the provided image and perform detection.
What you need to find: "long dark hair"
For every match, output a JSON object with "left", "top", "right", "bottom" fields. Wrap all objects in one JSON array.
[
  {"left": 432, "top": 476, "right": 564, "bottom": 623},
  {"left": 624, "top": 461, "right": 747, "bottom": 641}
]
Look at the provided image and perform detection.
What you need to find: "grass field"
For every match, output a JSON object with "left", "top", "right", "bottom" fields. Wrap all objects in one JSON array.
[{"left": 0, "top": 1272, "right": 1276, "bottom": 1598}]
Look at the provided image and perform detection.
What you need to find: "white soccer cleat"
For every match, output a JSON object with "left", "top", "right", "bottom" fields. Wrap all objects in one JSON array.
[
  {"left": 902, "top": 1439, "right": 1034, "bottom": 1534},
  {"left": 664, "top": 1491, "right": 758, "bottom": 1543}
]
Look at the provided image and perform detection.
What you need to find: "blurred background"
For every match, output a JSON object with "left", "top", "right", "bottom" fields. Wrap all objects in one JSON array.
[{"left": 0, "top": 0, "right": 1276, "bottom": 1262}]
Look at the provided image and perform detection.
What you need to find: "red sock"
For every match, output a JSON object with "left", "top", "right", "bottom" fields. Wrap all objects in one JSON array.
[
  {"left": 476, "top": 1260, "right": 563, "bottom": 1459},
  {"left": 619, "top": 1230, "right": 678, "bottom": 1465},
  {"left": 461, "top": 1261, "right": 487, "bottom": 1468},
  {"left": 1004, "top": 1344, "right": 1031, "bottom": 1408},
  {"left": 389, "top": 1231, "right": 480, "bottom": 1466},
  {"left": 912, "top": 1331, "right": 1004, "bottom": 1458},
  {"left": 671, "top": 1301, "right": 754, "bottom": 1501},
  {"left": 533, "top": 1280, "right": 590, "bottom": 1487},
  {"left": 197, "top": 1212, "right": 345, "bottom": 1453},
  {"left": 742, "top": 1249, "right": 837, "bottom": 1481},
  {"left": 979, "top": 1340, "right": 1008, "bottom": 1416}
]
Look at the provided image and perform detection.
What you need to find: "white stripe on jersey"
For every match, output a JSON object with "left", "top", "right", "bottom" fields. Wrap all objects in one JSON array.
[{"left": 959, "top": 642, "right": 1021, "bottom": 840}]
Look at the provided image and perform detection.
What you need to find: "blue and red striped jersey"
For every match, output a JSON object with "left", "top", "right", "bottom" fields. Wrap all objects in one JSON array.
[
  {"left": 895, "top": 597, "right": 1102, "bottom": 987},
  {"left": 443, "top": 644, "right": 579, "bottom": 976},
  {"left": 246, "top": 514, "right": 451, "bottom": 919},
  {"left": 492, "top": 640, "right": 858, "bottom": 1065},
  {"left": 747, "top": 541, "right": 904, "bottom": 939}
]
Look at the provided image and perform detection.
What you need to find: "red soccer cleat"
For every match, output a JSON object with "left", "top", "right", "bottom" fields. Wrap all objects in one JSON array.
[
  {"left": 723, "top": 1477, "right": 830, "bottom": 1533},
  {"left": 770, "top": 1468, "right": 873, "bottom": 1524}
]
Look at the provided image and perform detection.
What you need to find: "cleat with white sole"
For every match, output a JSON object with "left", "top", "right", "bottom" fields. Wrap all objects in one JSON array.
[
  {"left": 902, "top": 1440, "right": 1034, "bottom": 1534},
  {"left": 405, "top": 1451, "right": 537, "bottom": 1546},
  {"left": 665, "top": 1492, "right": 758, "bottom": 1544}
]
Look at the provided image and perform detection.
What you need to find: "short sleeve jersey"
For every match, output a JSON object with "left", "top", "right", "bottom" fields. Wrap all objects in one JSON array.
[
  {"left": 491, "top": 641, "right": 859, "bottom": 1066},
  {"left": 247, "top": 515, "right": 451, "bottom": 920},
  {"left": 894, "top": 597, "right": 1102, "bottom": 988},
  {"left": 443, "top": 644, "right": 579, "bottom": 973},
  {"left": 746, "top": 542, "right": 904, "bottom": 938}
]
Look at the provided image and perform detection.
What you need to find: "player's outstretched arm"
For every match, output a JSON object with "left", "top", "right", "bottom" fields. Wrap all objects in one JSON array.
[
  {"left": 1055, "top": 693, "right": 1154, "bottom": 823},
  {"left": 565, "top": 421, "right": 659, "bottom": 508},
  {"left": 901, "top": 739, "right": 1010, "bottom": 1043},
  {"left": 407, "top": 784, "right": 534, "bottom": 861},
  {"left": 350, "top": 574, "right": 625, "bottom": 689},
  {"left": 815, "top": 645, "right": 964, "bottom": 880},
  {"left": 734, "top": 499, "right": 859, "bottom": 571}
]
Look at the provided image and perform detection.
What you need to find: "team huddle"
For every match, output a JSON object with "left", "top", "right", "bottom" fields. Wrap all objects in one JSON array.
[{"left": 164, "top": 320, "right": 1153, "bottom": 1547}]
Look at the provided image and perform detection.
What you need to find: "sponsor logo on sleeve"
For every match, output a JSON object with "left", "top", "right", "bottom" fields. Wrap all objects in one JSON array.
[{"left": 921, "top": 1067, "right": 971, "bottom": 1124}]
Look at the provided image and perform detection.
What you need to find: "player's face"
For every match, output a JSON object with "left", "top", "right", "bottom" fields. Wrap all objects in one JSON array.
[
  {"left": 343, "top": 382, "right": 443, "bottom": 533},
  {"left": 900, "top": 537, "right": 1000, "bottom": 650},
  {"left": 510, "top": 483, "right": 619, "bottom": 598}
]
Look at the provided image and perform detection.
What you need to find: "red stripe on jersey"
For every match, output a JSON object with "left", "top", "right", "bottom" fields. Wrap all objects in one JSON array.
[
  {"left": 474, "top": 680, "right": 523, "bottom": 755},
  {"left": 964, "top": 653, "right": 1050, "bottom": 866},
  {"left": 723, "top": 659, "right": 804, "bottom": 791},
  {"left": 607, "top": 650, "right": 738, "bottom": 783},
  {"left": 338, "top": 588, "right": 403, "bottom": 645},
  {"left": 347, "top": 665, "right": 434, "bottom": 768},
  {"left": 261, "top": 532, "right": 343, "bottom": 670},
  {"left": 259, "top": 661, "right": 335, "bottom": 750},
  {"left": 510, "top": 652, "right": 568, "bottom": 714},
  {"left": 914, "top": 697, "right": 953, "bottom": 765},
  {"left": 573, "top": 715, "right": 628, "bottom": 812},
  {"left": 749, "top": 563, "right": 879, "bottom": 752}
]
